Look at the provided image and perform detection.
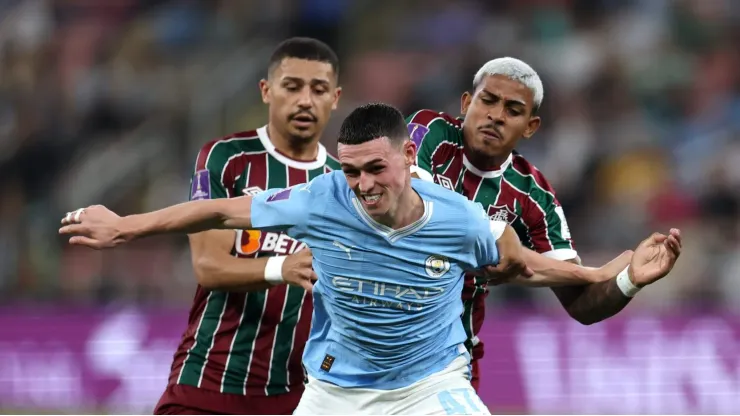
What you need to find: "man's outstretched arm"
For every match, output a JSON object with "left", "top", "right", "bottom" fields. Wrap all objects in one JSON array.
[
  {"left": 550, "top": 229, "right": 682, "bottom": 325},
  {"left": 508, "top": 247, "right": 632, "bottom": 287},
  {"left": 59, "top": 197, "right": 255, "bottom": 249},
  {"left": 475, "top": 223, "right": 630, "bottom": 288}
]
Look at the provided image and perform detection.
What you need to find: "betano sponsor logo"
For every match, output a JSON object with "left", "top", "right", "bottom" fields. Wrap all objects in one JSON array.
[{"left": 234, "top": 229, "right": 306, "bottom": 255}]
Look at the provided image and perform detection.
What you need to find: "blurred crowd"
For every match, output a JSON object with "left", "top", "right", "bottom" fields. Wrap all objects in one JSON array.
[{"left": 1, "top": 0, "right": 739, "bottom": 312}]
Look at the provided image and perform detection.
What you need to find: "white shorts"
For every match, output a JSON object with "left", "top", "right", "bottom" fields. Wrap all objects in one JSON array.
[{"left": 293, "top": 356, "right": 490, "bottom": 415}]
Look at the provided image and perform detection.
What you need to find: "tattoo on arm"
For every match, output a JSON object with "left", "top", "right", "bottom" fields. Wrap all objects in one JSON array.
[{"left": 550, "top": 259, "right": 631, "bottom": 325}]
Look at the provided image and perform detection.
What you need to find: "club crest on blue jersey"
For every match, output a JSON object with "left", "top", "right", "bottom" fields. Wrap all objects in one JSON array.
[
  {"left": 425, "top": 255, "right": 451, "bottom": 278},
  {"left": 191, "top": 169, "right": 210, "bottom": 200},
  {"left": 408, "top": 123, "right": 430, "bottom": 148}
]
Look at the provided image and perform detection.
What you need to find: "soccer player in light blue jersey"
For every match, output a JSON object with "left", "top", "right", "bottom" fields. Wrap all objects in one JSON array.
[{"left": 60, "top": 103, "right": 681, "bottom": 415}]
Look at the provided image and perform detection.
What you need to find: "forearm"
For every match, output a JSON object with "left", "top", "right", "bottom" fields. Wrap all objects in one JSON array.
[
  {"left": 508, "top": 248, "right": 597, "bottom": 287},
  {"left": 119, "top": 198, "right": 250, "bottom": 241},
  {"left": 551, "top": 277, "right": 631, "bottom": 325},
  {"left": 194, "top": 255, "right": 276, "bottom": 292}
]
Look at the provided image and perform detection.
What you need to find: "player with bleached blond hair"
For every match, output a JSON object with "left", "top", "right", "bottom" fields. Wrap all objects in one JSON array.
[{"left": 407, "top": 57, "right": 683, "bottom": 391}]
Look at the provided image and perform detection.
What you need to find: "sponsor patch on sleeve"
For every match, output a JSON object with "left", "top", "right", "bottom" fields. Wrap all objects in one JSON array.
[
  {"left": 266, "top": 187, "right": 293, "bottom": 202},
  {"left": 407, "top": 123, "right": 430, "bottom": 147},
  {"left": 190, "top": 169, "right": 211, "bottom": 200}
]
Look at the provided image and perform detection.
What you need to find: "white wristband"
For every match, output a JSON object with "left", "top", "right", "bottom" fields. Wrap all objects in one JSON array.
[
  {"left": 264, "top": 256, "right": 286, "bottom": 285},
  {"left": 616, "top": 266, "right": 640, "bottom": 297},
  {"left": 489, "top": 220, "right": 507, "bottom": 241}
]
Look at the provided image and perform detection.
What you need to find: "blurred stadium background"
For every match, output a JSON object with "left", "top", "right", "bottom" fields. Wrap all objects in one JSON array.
[{"left": 0, "top": 0, "right": 739, "bottom": 413}]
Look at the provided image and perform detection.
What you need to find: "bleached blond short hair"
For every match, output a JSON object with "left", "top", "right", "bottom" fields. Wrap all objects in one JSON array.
[{"left": 473, "top": 57, "right": 544, "bottom": 113}]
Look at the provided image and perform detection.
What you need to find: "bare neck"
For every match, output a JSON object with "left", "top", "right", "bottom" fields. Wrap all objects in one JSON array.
[
  {"left": 267, "top": 123, "right": 320, "bottom": 161},
  {"left": 378, "top": 184, "right": 425, "bottom": 230},
  {"left": 463, "top": 147, "right": 510, "bottom": 171}
]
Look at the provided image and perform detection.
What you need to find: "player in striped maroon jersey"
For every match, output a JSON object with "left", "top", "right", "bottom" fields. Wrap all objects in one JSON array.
[
  {"left": 153, "top": 38, "right": 342, "bottom": 415},
  {"left": 407, "top": 57, "right": 682, "bottom": 392}
]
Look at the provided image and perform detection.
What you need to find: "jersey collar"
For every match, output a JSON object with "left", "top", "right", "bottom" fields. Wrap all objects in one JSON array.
[
  {"left": 257, "top": 126, "right": 328, "bottom": 170},
  {"left": 350, "top": 196, "right": 434, "bottom": 244},
  {"left": 462, "top": 153, "right": 513, "bottom": 178}
]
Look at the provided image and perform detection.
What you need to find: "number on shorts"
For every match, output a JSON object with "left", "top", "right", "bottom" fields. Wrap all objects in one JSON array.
[{"left": 437, "top": 388, "right": 481, "bottom": 415}]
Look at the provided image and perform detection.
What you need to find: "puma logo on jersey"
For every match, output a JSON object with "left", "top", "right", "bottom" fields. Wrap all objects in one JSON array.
[{"left": 333, "top": 241, "right": 353, "bottom": 260}]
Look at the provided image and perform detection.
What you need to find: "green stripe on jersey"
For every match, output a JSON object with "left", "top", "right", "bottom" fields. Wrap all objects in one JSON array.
[
  {"left": 504, "top": 169, "right": 569, "bottom": 248},
  {"left": 266, "top": 286, "right": 306, "bottom": 395},
  {"left": 221, "top": 291, "right": 268, "bottom": 394},
  {"left": 178, "top": 292, "right": 228, "bottom": 386},
  {"left": 206, "top": 137, "right": 265, "bottom": 178},
  {"left": 261, "top": 164, "right": 326, "bottom": 395},
  {"left": 461, "top": 299, "right": 475, "bottom": 352},
  {"left": 308, "top": 167, "right": 324, "bottom": 180}
]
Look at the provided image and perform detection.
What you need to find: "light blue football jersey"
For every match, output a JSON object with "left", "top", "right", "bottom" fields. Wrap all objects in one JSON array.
[{"left": 250, "top": 170, "right": 500, "bottom": 390}]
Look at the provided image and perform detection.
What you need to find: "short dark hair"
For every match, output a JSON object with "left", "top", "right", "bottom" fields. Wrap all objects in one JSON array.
[
  {"left": 268, "top": 37, "right": 339, "bottom": 79},
  {"left": 338, "top": 103, "right": 409, "bottom": 146}
]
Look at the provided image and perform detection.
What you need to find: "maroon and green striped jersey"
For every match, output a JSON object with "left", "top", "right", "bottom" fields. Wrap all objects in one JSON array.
[
  {"left": 169, "top": 126, "right": 340, "bottom": 397},
  {"left": 406, "top": 109, "right": 578, "bottom": 360}
]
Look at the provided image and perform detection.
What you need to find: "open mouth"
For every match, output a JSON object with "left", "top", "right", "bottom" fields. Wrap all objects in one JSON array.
[{"left": 360, "top": 194, "right": 382, "bottom": 207}]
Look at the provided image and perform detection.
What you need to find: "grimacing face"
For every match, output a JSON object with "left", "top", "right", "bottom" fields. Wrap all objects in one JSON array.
[
  {"left": 260, "top": 57, "right": 341, "bottom": 143},
  {"left": 338, "top": 137, "right": 416, "bottom": 222},
  {"left": 460, "top": 74, "right": 541, "bottom": 165}
]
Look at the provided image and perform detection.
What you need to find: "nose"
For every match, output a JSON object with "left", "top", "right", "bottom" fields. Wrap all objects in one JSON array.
[
  {"left": 297, "top": 86, "right": 313, "bottom": 108},
  {"left": 486, "top": 104, "right": 505, "bottom": 125},
  {"left": 358, "top": 171, "right": 375, "bottom": 194}
]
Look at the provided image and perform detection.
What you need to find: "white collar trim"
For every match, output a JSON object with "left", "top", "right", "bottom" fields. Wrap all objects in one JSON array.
[
  {"left": 462, "top": 153, "right": 513, "bottom": 178},
  {"left": 257, "top": 125, "right": 327, "bottom": 170}
]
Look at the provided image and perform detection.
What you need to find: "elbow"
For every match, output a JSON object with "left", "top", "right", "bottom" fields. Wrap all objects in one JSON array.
[
  {"left": 574, "top": 317, "right": 599, "bottom": 326},
  {"left": 567, "top": 311, "right": 604, "bottom": 326},
  {"left": 192, "top": 257, "right": 222, "bottom": 290}
]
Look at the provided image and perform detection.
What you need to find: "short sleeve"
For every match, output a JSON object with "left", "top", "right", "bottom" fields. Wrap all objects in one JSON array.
[
  {"left": 406, "top": 110, "right": 461, "bottom": 174},
  {"left": 189, "top": 138, "right": 233, "bottom": 201},
  {"left": 468, "top": 202, "right": 501, "bottom": 268},
  {"left": 250, "top": 183, "right": 314, "bottom": 232}
]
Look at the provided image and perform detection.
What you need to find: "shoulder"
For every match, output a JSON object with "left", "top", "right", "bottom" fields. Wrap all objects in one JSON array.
[
  {"left": 414, "top": 179, "right": 482, "bottom": 214},
  {"left": 194, "top": 130, "right": 263, "bottom": 171},
  {"left": 406, "top": 110, "right": 463, "bottom": 149},
  {"left": 415, "top": 180, "right": 488, "bottom": 243},
  {"left": 258, "top": 172, "right": 338, "bottom": 208},
  {"left": 302, "top": 170, "right": 343, "bottom": 197},
  {"left": 507, "top": 152, "right": 557, "bottom": 195},
  {"left": 406, "top": 109, "right": 463, "bottom": 129}
]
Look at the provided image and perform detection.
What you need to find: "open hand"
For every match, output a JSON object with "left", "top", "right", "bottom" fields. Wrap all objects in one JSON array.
[{"left": 629, "top": 228, "right": 682, "bottom": 287}]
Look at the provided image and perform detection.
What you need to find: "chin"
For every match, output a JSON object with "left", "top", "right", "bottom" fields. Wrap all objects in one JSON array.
[
  {"left": 288, "top": 129, "right": 316, "bottom": 141},
  {"left": 366, "top": 205, "right": 390, "bottom": 218},
  {"left": 478, "top": 142, "right": 510, "bottom": 157}
]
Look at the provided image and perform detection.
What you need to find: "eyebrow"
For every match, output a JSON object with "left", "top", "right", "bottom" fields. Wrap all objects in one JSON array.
[
  {"left": 481, "top": 89, "right": 526, "bottom": 107},
  {"left": 341, "top": 158, "right": 385, "bottom": 169},
  {"left": 282, "top": 76, "right": 331, "bottom": 86}
]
